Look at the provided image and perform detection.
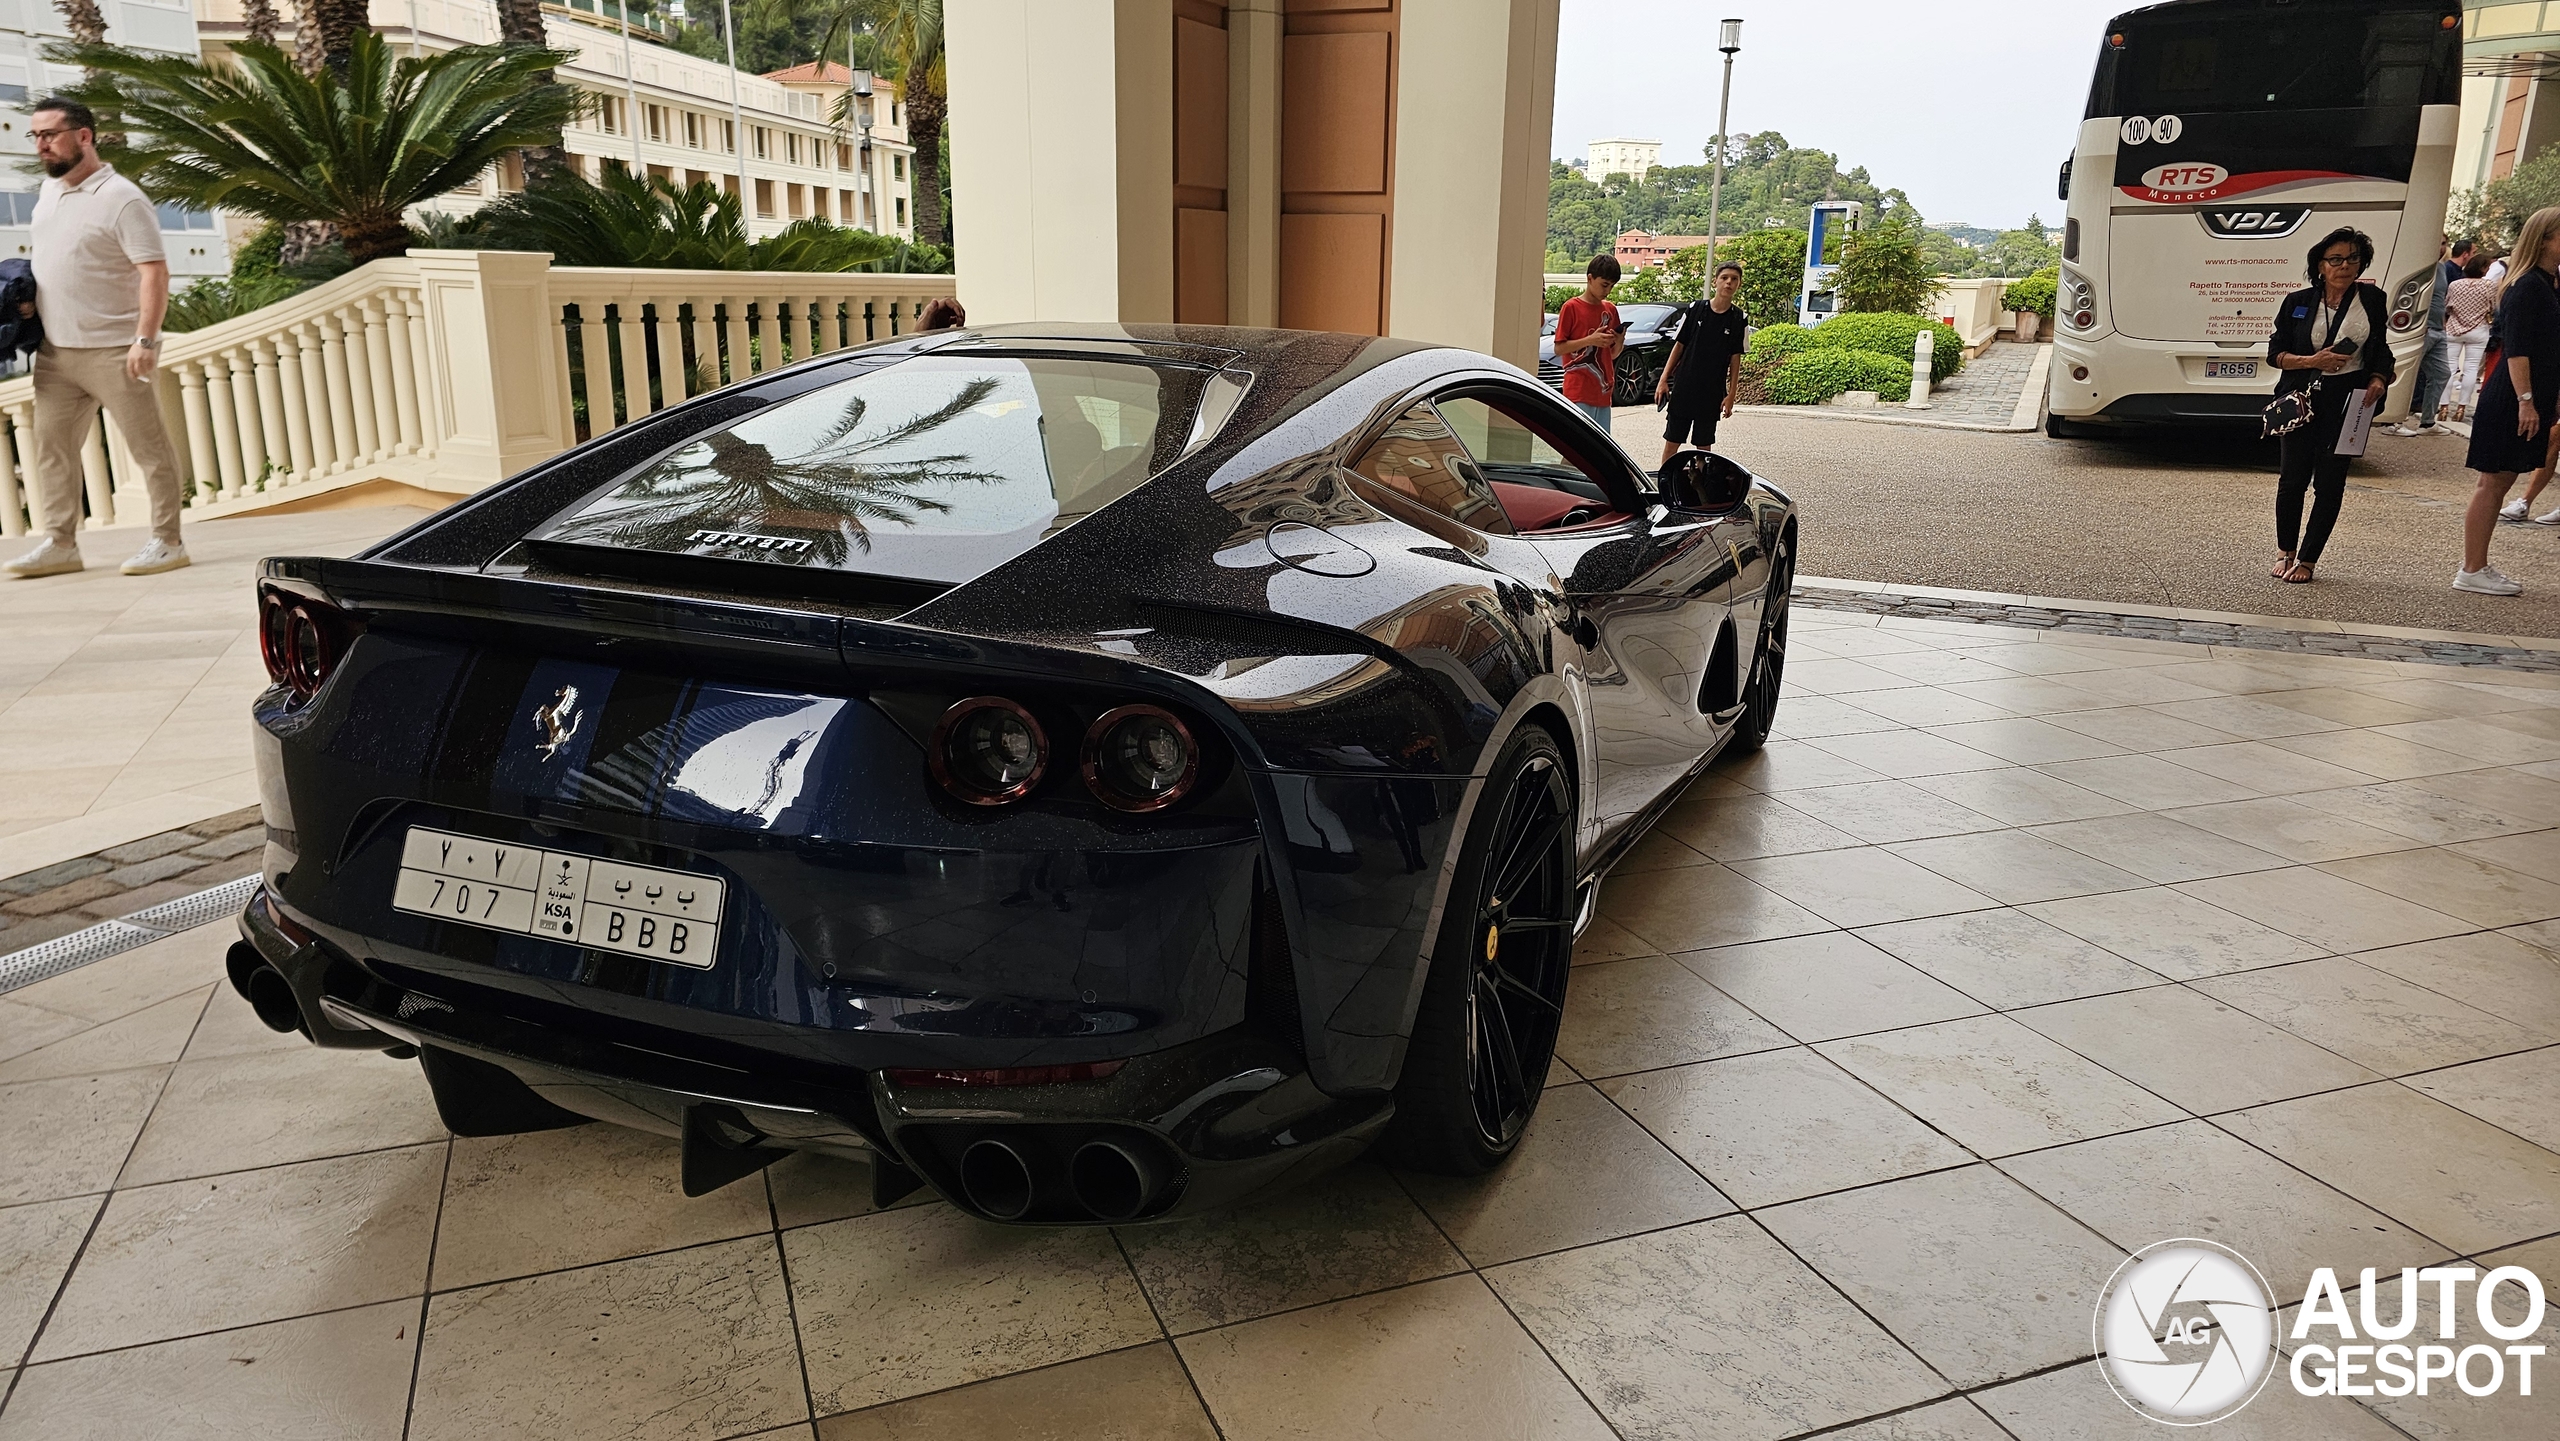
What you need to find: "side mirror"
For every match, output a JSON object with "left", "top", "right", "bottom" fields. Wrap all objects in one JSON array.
[
  {"left": 2058, "top": 157, "right": 2073, "bottom": 202},
  {"left": 1658, "top": 450, "right": 1752, "bottom": 513}
]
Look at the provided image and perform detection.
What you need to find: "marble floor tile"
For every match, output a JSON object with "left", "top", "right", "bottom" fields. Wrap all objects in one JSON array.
[
  {"left": 2027, "top": 812, "right": 2289, "bottom": 883},
  {"left": 2400, "top": 1048, "right": 2560, "bottom": 1151},
  {"left": 1821, "top": 1400, "right": 2012, "bottom": 1441},
  {"left": 432, "top": 1124, "right": 771, "bottom": 1290},
  {"left": 1805, "top": 728, "right": 2007, "bottom": 778},
  {"left": 2370, "top": 716, "right": 2560, "bottom": 766},
  {"left": 2194, "top": 957, "right": 2550, "bottom": 1074},
  {"left": 2144, "top": 695, "right": 2350, "bottom": 740},
  {"left": 2333, "top": 1232, "right": 2560, "bottom": 1441},
  {"left": 816, "top": 1343, "right": 1218, "bottom": 1441},
  {"left": 179, "top": 984, "right": 310, "bottom": 1063},
  {"left": 1570, "top": 913, "right": 1659, "bottom": 966},
  {"left": 1679, "top": 930, "right": 1985, "bottom": 1042},
  {"left": 1488, "top": 1215, "right": 1948, "bottom": 1441},
  {"left": 0, "top": 1298, "right": 419, "bottom": 1441},
  {"left": 1818, "top": 1015, "right": 2184, "bottom": 1157},
  {"left": 1714, "top": 738, "right": 1887, "bottom": 792},
  {"left": 2159, "top": 797, "right": 2423, "bottom": 865},
  {"left": 1765, "top": 693, "right": 1901, "bottom": 739},
  {"left": 2447, "top": 827, "right": 2560, "bottom": 883},
  {"left": 1602, "top": 1047, "right": 1972, "bottom": 1207},
  {"left": 786, "top": 1202, "right": 1160, "bottom": 1414},
  {"left": 1975, "top": 1359, "right": 2405, "bottom": 1441},
  {"left": 1931, "top": 677, "right": 2119, "bottom": 718},
  {"left": 2262, "top": 726, "right": 2484, "bottom": 781},
  {"left": 1903, "top": 766, "right": 2136, "bottom": 826},
  {"left": 0, "top": 1000, "right": 91, "bottom": 1067},
  {"left": 1397, "top": 1084, "right": 1730, "bottom": 1266},
  {"left": 1866, "top": 650, "right": 2029, "bottom": 688},
  {"left": 2158, "top": 740, "right": 2378, "bottom": 795},
  {"left": 1654, "top": 792, "right": 1861, "bottom": 862},
  {"left": 118, "top": 1045, "right": 447, "bottom": 1187},
  {"left": 1599, "top": 862, "right": 1829, "bottom": 954},
  {"left": 37, "top": 1143, "right": 444, "bottom": 1361},
  {"left": 0, "top": 988, "right": 208, "bottom": 1084},
  {"left": 2035, "top": 754, "right": 2265, "bottom": 810},
  {"left": 2250, "top": 686, "right": 2455, "bottom": 729},
  {"left": 2041, "top": 703, "right": 2243, "bottom": 749},
  {"left": 1116, "top": 1163, "right": 1462, "bottom": 1333},
  {"left": 2022, "top": 887, "right": 2324, "bottom": 981},
  {"left": 1775, "top": 779, "right": 2006, "bottom": 844},
  {"left": 1782, "top": 658, "right": 1913, "bottom": 696},
  {"left": 1839, "top": 686, "right": 2017, "bottom": 728},
  {"left": 1179, "top": 1274, "right": 1614, "bottom": 1441},
  {"left": 1, "top": 1067, "right": 170, "bottom": 1205},
  {"left": 6, "top": 924, "right": 231, "bottom": 1025},
  {"left": 1923, "top": 716, "right": 2127, "bottom": 764},
  {"left": 2016, "top": 983, "right": 2379, "bottom": 1113},
  {"left": 2316, "top": 846, "right": 2560, "bottom": 929},
  {"left": 1856, "top": 909, "right": 2168, "bottom": 1009},
  {"left": 1609, "top": 826, "right": 1710, "bottom": 875},
  {"left": 0, "top": 1194, "right": 99, "bottom": 1361},
  {"left": 2218, "top": 1082, "right": 2560, "bottom": 1253},
  {"left": 1758, "top": 1165, "right": 2127, "bottom": 1386},
  {"left": 2002, "top": 1120, "right": 2447, "bottom": 1297},
  {"left": 1555, "top": 953, "right": 1795, "bottom": 1077},
  {"left": 1728, "top": 847, "right": 1997, "bottom": 928},
  {"left": 1887, "top": 830, "right": 2148, "bottom": 905},
  {"left": 413, "top": 1236, "right": 806, "bottom": 1441},
  {"left": 2176, "top": 867, "right": 2471, "bottom": 955},
  {"left": 2349, "top": 930, "right": 2560, "bottom": 1037},
  {"left": 2288, "top": 779, "right": 2546, "bottom": 846}
]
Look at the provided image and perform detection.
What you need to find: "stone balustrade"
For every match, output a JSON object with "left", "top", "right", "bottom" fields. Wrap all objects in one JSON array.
[{"left": 0, "top": 251, "right": 956, "bottom": 535}]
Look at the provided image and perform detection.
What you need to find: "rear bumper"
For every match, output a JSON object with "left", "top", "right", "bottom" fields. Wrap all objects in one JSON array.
[
  {"left": 237, "top": 883, "right": 1390, "bottom": 1222},
  {"left": 2049, "top": 331, "right": 2425, "bottom": 425}
]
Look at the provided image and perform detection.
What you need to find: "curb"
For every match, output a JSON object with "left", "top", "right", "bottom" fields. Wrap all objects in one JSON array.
[
  {"left": 0, "top": 875, "right": 257, "bottom": 993},
  {"left": 1797, "top": 574, "right": 2560, "bottom": 653}
]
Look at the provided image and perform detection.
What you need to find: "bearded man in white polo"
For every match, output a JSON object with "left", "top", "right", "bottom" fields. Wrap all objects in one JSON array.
[{"left": 2, "top": 96, "right": 188, "bottom": 579}]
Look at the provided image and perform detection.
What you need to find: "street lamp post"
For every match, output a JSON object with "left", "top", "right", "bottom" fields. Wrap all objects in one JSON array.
[
  {"left": 722, "top": 0, "right": 749, "bottom": 209},
  {"left": 1704, "top": 18, "right": 1741, "bottom": 266},
  {"left": 618, "top": 0, "right": 644, "bottom": 171}
]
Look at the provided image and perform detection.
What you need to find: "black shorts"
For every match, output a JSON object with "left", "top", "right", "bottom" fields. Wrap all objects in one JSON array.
[{"left": 1664, "top": 392, "right": 1725, "bottom": 446}]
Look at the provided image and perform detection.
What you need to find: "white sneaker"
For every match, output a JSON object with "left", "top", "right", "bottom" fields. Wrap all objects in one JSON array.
[
  {"left": 2, "top": 538, "right": 81, "bottom": 578},
  {"left": 2502, "top": 498, "right": 2530, "bottom": 521},
  {"left": 118, "top": 538, "right": 188, "bottom": 576},
  {"left": 2454, "top": 565, "right": 2525, "bottom": 596},
  {"left": 2535, "top": 508, "right": 2560, "bottom": 526},
  {"left": 2389, "top": 423, "right": 2431, "bottom": 437}
]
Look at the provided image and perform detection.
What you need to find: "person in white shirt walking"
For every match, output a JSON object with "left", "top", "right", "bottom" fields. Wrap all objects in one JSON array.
[{"left": 2, "top": 97, "right": 187, "bottom": 579}]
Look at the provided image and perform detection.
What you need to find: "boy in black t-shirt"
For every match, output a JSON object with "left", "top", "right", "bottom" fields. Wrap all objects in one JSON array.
[{"left": 1654, "top": 261, "right": 1750, "bottom": 468}]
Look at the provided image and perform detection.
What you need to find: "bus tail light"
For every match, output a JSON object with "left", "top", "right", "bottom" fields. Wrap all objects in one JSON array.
[
  {"left": 2059, "top": 270, "right": 2097, "bottom": 333},
  {"left": 2387, "top": 266, "right": 2431, "bottom": 333}
]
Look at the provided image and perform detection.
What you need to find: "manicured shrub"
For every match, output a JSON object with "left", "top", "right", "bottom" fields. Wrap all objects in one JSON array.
[
  {"left": 1804, "top": 312, "right": 1964, "bottom": 383},
  {"left": 1544, "top": 283, "right": 1581, "bottom": 314},
  {"left": 1746, "top": 322, "right": 1815, "bottom": 360},
  {"left": 1765, "top": 349, "right": 1911, "bottom": 405},
  {"left": 2004, "top": 268, "right": 2058, "bottom": 319}
]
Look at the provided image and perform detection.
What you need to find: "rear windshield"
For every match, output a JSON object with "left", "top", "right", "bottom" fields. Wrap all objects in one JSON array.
[
  {"left": 533, "top": 354, "right": 1234, "bottom": 584},
  {"left": 2086, "top": 0, "right": 2459, "bottom": 118}
]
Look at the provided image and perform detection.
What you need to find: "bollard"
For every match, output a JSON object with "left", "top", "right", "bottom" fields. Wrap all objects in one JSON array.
[{"left": 1906, "top": 329, "right": 1934, "bottom": 410}]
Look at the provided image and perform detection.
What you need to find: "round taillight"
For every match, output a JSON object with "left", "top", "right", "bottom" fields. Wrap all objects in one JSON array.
[
  {"left": 259, "top": 591, "right": 294, "bottom": 685},
  {"left": 2071, "top": 364, "right": 2091, "bottom": 381},
  {"left": 1083, "top": 705, "right": 1198, "bottom": 812},
  {"left": 2390, "top": 309, "right": 2413, "bottom": 330},
  {"left": 2072, "top": 309, "right": 2095, "bottom": 329},
  {"left": 932, "top": 697, "right": 1047, "bottom": 804},
  {"left": 287, "top": 608, "right": 325, "bottom": 696}
]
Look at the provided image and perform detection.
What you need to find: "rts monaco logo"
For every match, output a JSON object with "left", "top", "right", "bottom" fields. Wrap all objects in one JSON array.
[{"left": 2137, "top": 163, "right": 2229, "bottom": 196}]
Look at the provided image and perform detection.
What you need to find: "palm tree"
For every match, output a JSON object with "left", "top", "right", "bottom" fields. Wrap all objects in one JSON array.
[
  {"left": 758, "top": 0, "right": 946, "bottom": 246},
  {"left": 241, "top": 0, "right": 279, "bottom": 48},
  {"left": 473, "top": 166, "right": 903, "bottom": 270},
  {"left": 52, "top": 0, "right": 104, "bottom": 47},
  {"left": 68, "top": 32, "right": 581, "bottom": 263},
  {"left": 293, "top": 0, "right": 372, "bottom": 76},
  {"left": 495, "top": 0, "right": 572, "bottom": 184}
]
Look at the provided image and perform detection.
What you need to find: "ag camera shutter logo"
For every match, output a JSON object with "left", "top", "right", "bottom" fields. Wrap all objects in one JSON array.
[{"left": 2095, "top": 1239, "right": 2279, "bottom": 1425}]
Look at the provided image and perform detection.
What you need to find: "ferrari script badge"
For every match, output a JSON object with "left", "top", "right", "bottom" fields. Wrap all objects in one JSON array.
[{"left": 533, "top": 684, "right": 581, "bottom": 760}]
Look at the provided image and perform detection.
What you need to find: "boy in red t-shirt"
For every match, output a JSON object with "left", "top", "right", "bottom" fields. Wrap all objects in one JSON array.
[{"left": 1555, "top": 253, "right": 1624, "bottom": 432}]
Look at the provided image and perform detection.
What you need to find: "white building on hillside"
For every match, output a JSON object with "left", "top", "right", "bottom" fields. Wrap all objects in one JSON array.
[
  {"left": 190, "top": 0, "right": 918, "bottom": 243},
  {"left": 0, "top": 0, "right": 230, "bottom": 278},
  {"left": 1585, "top": 137, "right": 1661, "bottom": 183}
]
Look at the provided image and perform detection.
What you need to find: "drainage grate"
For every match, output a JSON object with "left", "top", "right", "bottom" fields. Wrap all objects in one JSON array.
[{"left": 0, "top": 875, "right": 259, "bottom": 994}]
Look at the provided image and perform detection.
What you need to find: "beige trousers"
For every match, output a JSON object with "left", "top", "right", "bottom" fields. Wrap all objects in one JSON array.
[{"left": 29, "top": 342, "right": 184, "bottom": 549}]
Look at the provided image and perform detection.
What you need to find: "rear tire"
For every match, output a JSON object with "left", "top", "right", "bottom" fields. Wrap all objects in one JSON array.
[
  {"left": 1727, "top": 530, "right": 1793, "bottom": 754},
  {"left": 1385, "top": 725, "right": 1575, "bottom": 1176}
]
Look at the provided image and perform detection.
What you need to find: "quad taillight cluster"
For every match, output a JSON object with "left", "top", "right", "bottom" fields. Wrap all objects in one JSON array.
[
  {"left": 257, "top": 587, "right": 357, "bottom": 702},
  {"left": 929, "top": 696, "right": 1201, "bottom": 811}
]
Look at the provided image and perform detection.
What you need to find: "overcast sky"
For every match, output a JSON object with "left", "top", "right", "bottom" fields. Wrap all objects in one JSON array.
[{"left": 1550, "top": 0, "right": 2132, "bottom": 229}]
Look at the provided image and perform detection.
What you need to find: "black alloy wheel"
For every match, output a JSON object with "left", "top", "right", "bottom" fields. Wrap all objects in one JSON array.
[
  {"left": 1387, "top": 725, "right": 1576, "bottom": 1174},
  {"left": 1614, "top": 362, "right": 1651, "bottom": 408},
  {"left": 1729, "top": 530, "right": 1792, "bottom": 753}
]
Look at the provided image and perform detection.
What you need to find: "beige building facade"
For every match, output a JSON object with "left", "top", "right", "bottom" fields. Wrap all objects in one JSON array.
[
  {"left": 946, "top": 0, "right": 1560, "bottom": 369},
  {"left": 1584, "top": 136, "right": 1660, "bottom": 183}
]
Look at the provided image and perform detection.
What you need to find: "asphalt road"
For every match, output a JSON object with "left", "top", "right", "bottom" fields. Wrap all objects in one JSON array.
[{"left": 1634, "top": 407, "right": 2560, "bottom": 638}]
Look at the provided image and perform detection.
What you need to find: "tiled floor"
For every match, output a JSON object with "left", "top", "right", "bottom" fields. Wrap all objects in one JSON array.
[{"left": 2, "top": 609, "right": 2557, "bottom": 1439}]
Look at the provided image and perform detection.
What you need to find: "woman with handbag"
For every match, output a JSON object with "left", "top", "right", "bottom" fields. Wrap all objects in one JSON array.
[
  {"left": 2459, "top": 206, "right": 2560, "bottom": 595},
  {"left": 2264, "top": 226, "right": 2393, "bottom": 584}
]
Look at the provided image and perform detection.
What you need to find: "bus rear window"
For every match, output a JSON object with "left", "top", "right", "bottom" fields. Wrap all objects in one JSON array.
[{"left": 2087, "top": 1, "right": 2458, "bottom": 118}]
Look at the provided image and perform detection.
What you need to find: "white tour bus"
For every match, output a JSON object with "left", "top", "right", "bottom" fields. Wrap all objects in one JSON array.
[{"left": 2048, "top": 0, "right": 2461, "bottom": 435}]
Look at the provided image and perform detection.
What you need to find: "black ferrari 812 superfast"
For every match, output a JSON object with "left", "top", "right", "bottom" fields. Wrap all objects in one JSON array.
[{"left": 231, "top": 323, "right": 1795, "bottom": 1224}]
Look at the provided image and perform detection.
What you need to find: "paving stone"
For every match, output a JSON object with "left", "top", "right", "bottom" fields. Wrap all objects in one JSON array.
[
  {"left": 103, "top": 855, "right": 201, "bottom": 891},
  {"left": 174, "top": 859, "right": 257, "bottom": 890},
  {"left": 0, "top": 911, "right": 96, "bottom": 952},
  {"left": 0, "top": 857, "right": 110, "bottom": 898},
  {"left": 184, "top": 829, "right": 265, "bottom": 861},
  {"left": 97, "top": 833, "right": 196, "bottom": 866},
  {"left": 4, "top": 874, "right": 123, "bottom": 917},
  {"left": 77, "top": 879, "right": 198, "bottom": 920},
  {"left": 183, "top": 807, "right": 262, "bottom": 839}
]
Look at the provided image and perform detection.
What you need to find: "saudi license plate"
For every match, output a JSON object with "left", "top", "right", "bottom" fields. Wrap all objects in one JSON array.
[
  {"left": 2205, "top": 359, "right": 2260, "bottom": 379},
  {"left": 390, "top": 827, "right": 725, "bottom": 969}
]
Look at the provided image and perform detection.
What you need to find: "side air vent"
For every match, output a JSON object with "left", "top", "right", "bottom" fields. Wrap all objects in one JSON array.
[{"left": 1700, "top": 622, "right": 1739, "bottom": 715}]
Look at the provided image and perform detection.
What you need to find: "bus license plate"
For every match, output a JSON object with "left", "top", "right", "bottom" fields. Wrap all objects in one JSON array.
[
  {"left": 2205, "top": 360, "right": 2259, "bottom": 380},
  {"left": 390, "top": 826, "right": 724, "bottom": 969}
]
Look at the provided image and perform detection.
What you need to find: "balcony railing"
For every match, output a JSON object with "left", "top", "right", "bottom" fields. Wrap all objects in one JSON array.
[{"left": 0, "top": 252, "right": 956, "bottom": 535}]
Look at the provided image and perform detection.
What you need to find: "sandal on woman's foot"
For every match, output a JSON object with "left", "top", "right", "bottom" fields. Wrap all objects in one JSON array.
[
  {"left": 2271, "top": 554, "right": 2297, "bottom": 579},
  {"left": 2282, "top": 562, "right": 2316, "bottom": 584}
]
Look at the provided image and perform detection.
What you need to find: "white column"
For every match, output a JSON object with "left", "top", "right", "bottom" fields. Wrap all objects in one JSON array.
[
  {"left": 338, "top": 307, "right": 381, "bottom": 461},
  {"left": 227, "top": 349, "right": 267, "bottom": 491},
  {"left": 363, "top": 298, "right": 399, "bottom": 457},
  {"left": 251, "top": 341, "right": 290, "bottom": 487},
  {"left": 720, "top": 296, "right": 749, "bottom": 382},
  {"left": 178, "top": 361, "right": 221, "bottom": 504},
  {"left": 615, "top": 298, "right": 652, "bottom": 417},
  {"left": 577, "top": 300, "right": 617, "bottom": 434},
  {"left": 292, "top": 323, "right": 335, "bottom": 476},
  {"left": 275, "top": 332, "right": 318, "bottom": 479},
  {"left": 201, "top": 357, "right": 247, "bottom": 500},
  {"left": 384, "top": 294, "right": 422, "bottom": 452},
  {"left": 319, "top": 313, "right": 358, "bottom": 468}
]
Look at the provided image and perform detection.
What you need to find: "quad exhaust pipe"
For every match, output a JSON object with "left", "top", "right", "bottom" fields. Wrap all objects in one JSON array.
[
  {"left": 225, "top": 940, "right": 309, "bottom": 1036},
  {"left": 945, "top": 1130, "right": 1176, "bottom": 1223},
  {"left": 1069, "top": 1139, "right": 1168, "bottom": 1223},
  {"left": 958, "top": 1138, "right": 1037, "bottom": 1221}
]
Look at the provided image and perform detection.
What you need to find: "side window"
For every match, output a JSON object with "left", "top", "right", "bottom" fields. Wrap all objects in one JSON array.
[
  {"left": 1435, "top": 389, "right": 1642, "bottom": 532},
  {"left": 1437, "top": 395, "right": 1569, "bottom": 470},
  {"left": 1348, "top": 403, "right": 1515, "bottom": 535}
]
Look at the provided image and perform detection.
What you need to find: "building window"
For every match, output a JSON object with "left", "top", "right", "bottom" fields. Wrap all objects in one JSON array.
[
  {"left": 598, "top": 96, "right": 623, "bottom": 135},
  {"left": 838, "top": 188, "right": 855, "bottom": 224},
  {"left": 893, "top": 155, "right": 905, "bottom": 181},
  {"left": 891, "top": 100, "right": 901, "bottom": 126},
  {"left": 684, "top": 112, "right": 701, "bottom": 148},
  {"left": 754, "top": 126, "right": 771, "bottom": 160},
  {"left": 835, "top": 142, "right": 852, "bottom": 170},
  {"left": 786, "top": 133, "right": 801, "bottom": 166},
  {"left": 895, "top": 197, "right": 907, "bottom": 227},
  {"left": 645, "top": 104, "right": 667, "bottom": 143},
  {"left": 755, "top": 178, "right": 775, "bottom": 219},
  {"left": 723, "top": 119, "right": 736, "bottom": 154}
]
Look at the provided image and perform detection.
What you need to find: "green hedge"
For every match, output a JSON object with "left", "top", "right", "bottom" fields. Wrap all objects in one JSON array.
[
  {"left": 1803, "top": 312, "right": 1964, "bottom": 383},
  {"left": 1544, "top": 284, "right": 1581, "bottom": 314},
  {"left": 1745, "top": 322, "right": 1816, "bottom": 360},
  {"left": 2004, "top": 267, "right": 2058, "bottom": 319},
  {"left": 1765, "top": 349, "right": 1912, "bottom": 405}
]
